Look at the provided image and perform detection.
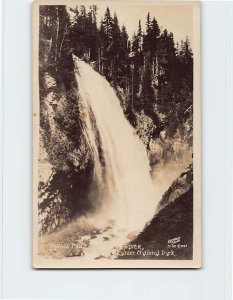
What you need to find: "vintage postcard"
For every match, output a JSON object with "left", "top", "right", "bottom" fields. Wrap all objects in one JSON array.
[{"left": 33, "top": 0, "right": 201, "bottom": 268}]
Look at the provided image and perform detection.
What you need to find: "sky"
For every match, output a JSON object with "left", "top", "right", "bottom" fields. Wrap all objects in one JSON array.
[{"left": 68, "top": 1, "right": 194, "bottom": 46}]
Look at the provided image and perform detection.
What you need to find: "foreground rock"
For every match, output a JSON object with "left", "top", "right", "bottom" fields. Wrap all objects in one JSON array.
[{"left": 119, "top": 165, "right": 193, "bottom": 260}]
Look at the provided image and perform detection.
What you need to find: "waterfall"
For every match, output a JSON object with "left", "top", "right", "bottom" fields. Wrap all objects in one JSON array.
[{"left": 73, "top": 56, "right": 158, "bottom": 233}]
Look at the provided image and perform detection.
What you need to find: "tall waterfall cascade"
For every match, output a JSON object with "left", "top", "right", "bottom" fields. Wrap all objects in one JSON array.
[{"left": 73, "top": 55, "right": 158, "bottom": 232}]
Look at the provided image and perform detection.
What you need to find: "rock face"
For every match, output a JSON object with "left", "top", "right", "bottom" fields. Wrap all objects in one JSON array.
[
  {"left": 156, "top": 164, "right": 193, "bottom": 213},
  {"left": 120, "top": 165, "right": 193, "bottom": 260}
]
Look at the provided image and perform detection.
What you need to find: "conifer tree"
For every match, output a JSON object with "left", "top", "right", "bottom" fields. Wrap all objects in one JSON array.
[{"left": 150, "top": 17, "right": 160, "bottom": 57}]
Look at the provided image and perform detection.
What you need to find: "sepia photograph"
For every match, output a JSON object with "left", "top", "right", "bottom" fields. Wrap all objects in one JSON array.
[{"left": 32, "top": 0, "right": 201, "bottom": 268}]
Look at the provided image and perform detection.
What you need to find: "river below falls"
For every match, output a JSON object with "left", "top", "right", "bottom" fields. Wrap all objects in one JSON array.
[{"left": 38, "top": 159, "right": 191, "bottom": 261}]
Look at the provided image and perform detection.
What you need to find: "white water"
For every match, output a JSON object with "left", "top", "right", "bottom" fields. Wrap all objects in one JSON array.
[{"left": 73, "top": 56, "right": 158, "bottom": 233}]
